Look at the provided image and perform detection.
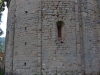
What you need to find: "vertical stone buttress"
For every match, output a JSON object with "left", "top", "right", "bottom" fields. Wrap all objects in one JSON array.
[
  {"left": 38, "top": 0, "right": 43, "bottom": 74},
  {"left": 97, "top": 0, "right": 100, "bottom": 72},
  {"left": 81, "top": 0, "right": 100, "bottom": 74},
  {"left": 78, "top": 0, "right": 85, "bottom": 74},
  {"left": 5, "top": 0, "right": 16, "bottom": 74},
  {"left": 94, "top": 0, "right": 100, "bottom": 74}
]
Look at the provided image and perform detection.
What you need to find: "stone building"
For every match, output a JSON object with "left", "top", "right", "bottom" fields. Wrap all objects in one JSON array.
[{"left": 5, "top": 0, "right": 100, "bottom": 75}]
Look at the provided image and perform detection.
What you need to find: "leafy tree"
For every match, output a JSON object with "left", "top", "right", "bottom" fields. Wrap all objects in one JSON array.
[
  {"left": 0, "top": 37, "right": 5, "bottom": 51},
  {"left": 0, "top": 0, "right": 5, "bottom": 12},
  {"left": 0, "top": 0, "right": 11, "bottom": 36},
  {"left": 0, "top": 0, "right": 5, "bottom": 36},
  {"left": 0, "top": 28, "right": 3, "bottom": 36}
]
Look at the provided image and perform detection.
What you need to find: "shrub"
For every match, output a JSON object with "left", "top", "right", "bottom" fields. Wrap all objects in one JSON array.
[{"left": 0, "top": 68, "right": 4, "bottom": 75}]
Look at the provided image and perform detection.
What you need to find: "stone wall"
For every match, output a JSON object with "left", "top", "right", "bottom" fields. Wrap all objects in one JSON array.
[{"left": 5, "top": 0, "right": 100, "bottom": 75}]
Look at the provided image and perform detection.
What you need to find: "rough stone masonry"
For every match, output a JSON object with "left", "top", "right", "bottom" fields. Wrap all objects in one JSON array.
[{"left": 5, "top": 0, "right": 100, "bottom": 75}]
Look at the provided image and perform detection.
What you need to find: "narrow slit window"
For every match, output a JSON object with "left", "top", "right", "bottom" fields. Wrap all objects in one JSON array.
[
  {"left": 25, "top": 42, "right": 27, "bottom": 45},
  {"left": 57, "top": 25, "right": 61, "bottom": 38},
  {"left": 56, "top": 21, "right": 64, "bottom": 39},
  {"left": 25, "top": 27, "right": 27, "bottom": 30}
]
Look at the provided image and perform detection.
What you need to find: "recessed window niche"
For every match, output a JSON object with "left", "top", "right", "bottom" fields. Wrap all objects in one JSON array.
[{"left": 56, "top": 21, "right": 64, "bottom": 40}]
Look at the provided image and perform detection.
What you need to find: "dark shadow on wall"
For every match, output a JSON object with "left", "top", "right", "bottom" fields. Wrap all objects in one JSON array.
[{"left": 5, "top": 72, "right": 22, "bottom": 75}]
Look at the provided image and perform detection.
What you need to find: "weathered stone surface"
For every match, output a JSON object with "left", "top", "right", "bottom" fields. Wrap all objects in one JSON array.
[{"left": 5, "top": 0, "right": 100, "bottom": 75}]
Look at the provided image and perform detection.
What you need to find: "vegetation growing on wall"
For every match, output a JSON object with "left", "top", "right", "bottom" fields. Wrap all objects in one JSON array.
[{"left": 0, "top": 68, "right": 4, "bottom": 75}]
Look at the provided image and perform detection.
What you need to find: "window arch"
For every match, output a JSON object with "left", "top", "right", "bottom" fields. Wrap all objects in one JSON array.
[{"left": 56, "top": 21, "right": 64, "bottom": 39}]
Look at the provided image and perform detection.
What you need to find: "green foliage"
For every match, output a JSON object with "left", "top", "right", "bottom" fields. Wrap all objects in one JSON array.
[
  {"left": 0, "top": 0, "right": 3, "bottom": 4},
  {"left": 0, "top": 68, "right": 4, "bottom": 75},
  {"left": 0, "top": 43, "right": 5, "bottom": 52},
  {"left": 0, "top": 0, "right": 5, "bottom": 37},
  {"left": 0, "top": 0, "right": 5, "bottom": 12},
  {"left": 0, "top": 29, "right": 3, "bottom": 36},
  {"left": 0, "top": 37, "right": 5, "bottom": 52}
]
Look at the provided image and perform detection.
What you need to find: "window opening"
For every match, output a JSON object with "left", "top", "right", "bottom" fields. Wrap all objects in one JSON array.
[
  {"left": 56, "top": 21, "right": 64, "bottom": 39},
  {"left": 57, "top": 25, "right": 61, "bottom": 38}
]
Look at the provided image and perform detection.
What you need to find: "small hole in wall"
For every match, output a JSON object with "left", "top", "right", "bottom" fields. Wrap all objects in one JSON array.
[
  {"left": 52, "top": 14, "right": 55, "bottom": 16},
  {"left": 7, "top": 31, "right": 9, "bottom": 34},
  {"left": 24, "top": 63, "right": 26, "bottom": 66},
  {"left": 61, "top": 41, "right": 63, "bottom": 43},
  {"left": 25, "top": 11, "right": 28, "bottom": 14},
  {"left": 25, "top": 42, "right": 27, "bottom": 45},
  {"left": 25, "top": 27, "right": 27, "bottom": 30},
  {"left": 57, "top": 14, "right": 59, "bottom": 17},
  {"left": 97, "top": 40, "right": 100, "bottom": 43}
]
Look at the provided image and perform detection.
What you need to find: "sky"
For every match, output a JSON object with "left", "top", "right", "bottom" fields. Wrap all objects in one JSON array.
[{"left": 0, "top": 6, "right": 8, "bottom": 37}]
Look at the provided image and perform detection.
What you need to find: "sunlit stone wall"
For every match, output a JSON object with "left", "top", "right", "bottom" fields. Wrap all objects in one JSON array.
[{"left": 5, "top": 0, "right": 100, "bottom": 75}]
